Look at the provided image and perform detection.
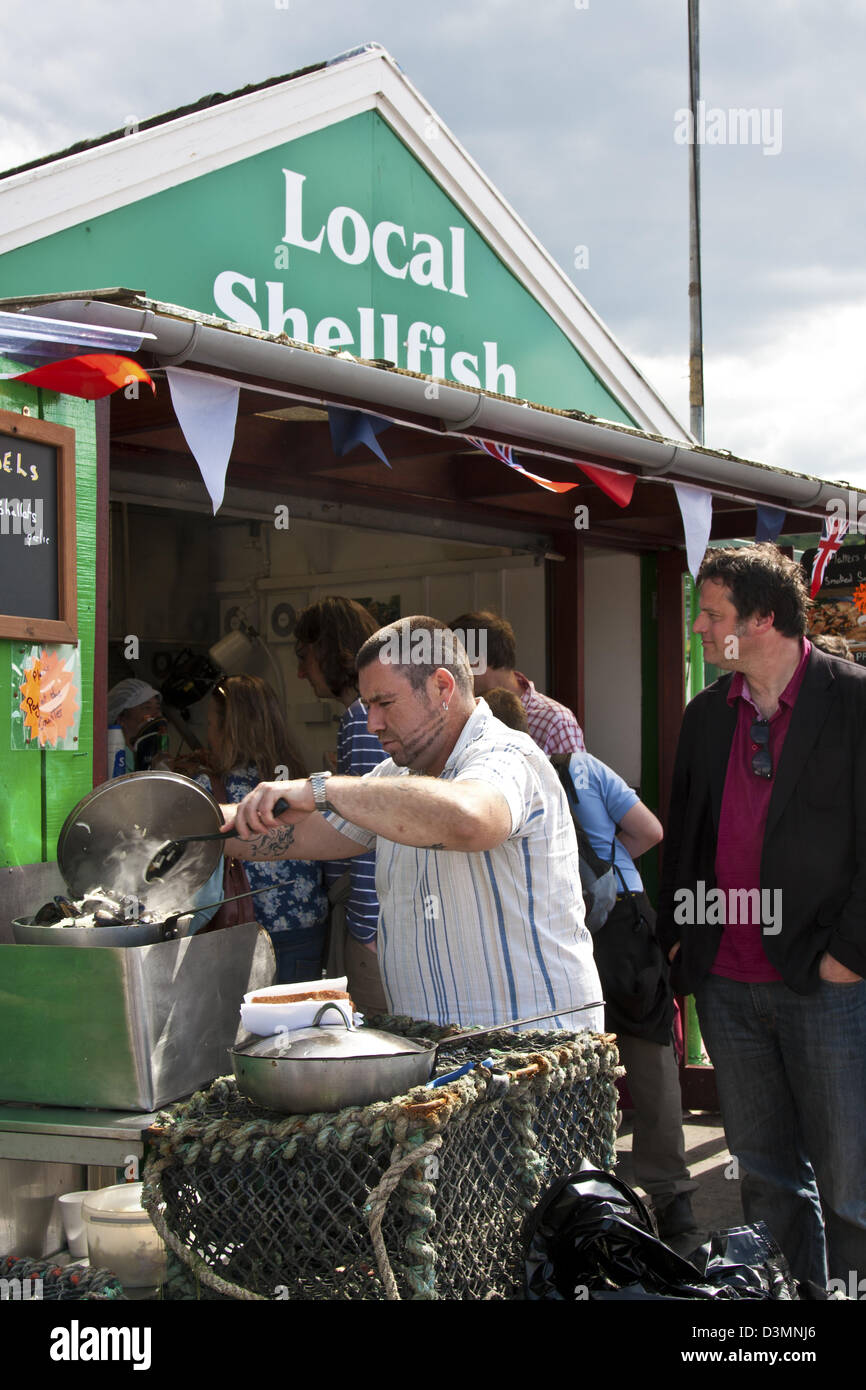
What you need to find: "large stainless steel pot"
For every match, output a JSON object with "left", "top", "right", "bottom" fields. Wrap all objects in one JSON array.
[
  {"left": 230, "top": 1007, "right": 435, "bottom": 1113},
  {"left": 230, "top": 1001, "right": 605, "bottom": 1114}
]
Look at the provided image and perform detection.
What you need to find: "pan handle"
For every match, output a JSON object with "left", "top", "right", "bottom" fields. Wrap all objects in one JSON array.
[
  {"left": 426, "top": 1058, "right": 495, "bottom": 1089},
  {"left": 312, "top": 1002, "right": 352, "bottom": 1030},
  {"left": 436, "top": 999, "right": 605, "bottom": 1053}
]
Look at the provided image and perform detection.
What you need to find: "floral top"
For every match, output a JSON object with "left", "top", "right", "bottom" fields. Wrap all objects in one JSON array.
[{"left": 195, "top": 766, "right": 328, "bottom": 936}]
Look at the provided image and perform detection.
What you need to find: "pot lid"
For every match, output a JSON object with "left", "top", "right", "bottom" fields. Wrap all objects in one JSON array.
[
  {"left": 239, "top": 1026, "right": 433, "bottom": 1062},
  {"left": 56, "top": 771, "right": 223, "bottom": 915}
]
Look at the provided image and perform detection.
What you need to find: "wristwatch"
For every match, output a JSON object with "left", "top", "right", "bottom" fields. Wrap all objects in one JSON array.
[{"left": 309, "top": 770, "right": 334, "bottom": 814}]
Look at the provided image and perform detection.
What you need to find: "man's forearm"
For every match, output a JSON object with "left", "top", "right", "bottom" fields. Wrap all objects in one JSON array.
[
  {"left": 322, "top": 775, "right": 510, "bottom": 852},
  {"left": 222, "top": 800, "right": 364, "bottom": 862},
  {"left": 225, "top": 821, "right": 300, "bottom": 862}
]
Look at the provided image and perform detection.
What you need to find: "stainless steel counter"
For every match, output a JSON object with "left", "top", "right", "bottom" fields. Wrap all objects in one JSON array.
[{"left": 0, "top": 1105, "right": 159, "bottom": 1166}]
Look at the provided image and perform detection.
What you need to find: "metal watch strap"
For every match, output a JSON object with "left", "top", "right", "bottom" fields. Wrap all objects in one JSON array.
[{"left": 309, "top": 771, "right": 334, "bottom": 814}]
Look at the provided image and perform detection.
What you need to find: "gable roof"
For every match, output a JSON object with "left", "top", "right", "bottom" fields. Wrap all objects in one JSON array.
[{"left": 0, "top": 44, "right": 689, "bottom": 442}]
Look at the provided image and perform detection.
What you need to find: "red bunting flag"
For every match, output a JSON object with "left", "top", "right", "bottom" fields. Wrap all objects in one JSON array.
[
  {"left": 4, "top": 354, "right": 155, "bottom": 400},
  {"left": 574, "top": 462, "right": 636, "bottom": 508}
]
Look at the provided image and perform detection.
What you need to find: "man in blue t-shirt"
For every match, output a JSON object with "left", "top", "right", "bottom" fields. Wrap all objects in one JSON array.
[
  {"left": 294, "top": 597, "right": 388, "bottom": 1013},
  {"left": 564, "top": 749, "right": 698, "bottom": 1239},
  {"left": 484, "top": 688, "right": 697, "bottom": 1239}
]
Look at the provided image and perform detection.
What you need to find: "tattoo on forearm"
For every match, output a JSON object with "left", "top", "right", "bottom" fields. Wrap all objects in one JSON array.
[
  {"left": 425, "top": 843, "right": 446, "bottom": 851},
  {"left": 248, "top": 825, "right": 296, "bottom": 859}
]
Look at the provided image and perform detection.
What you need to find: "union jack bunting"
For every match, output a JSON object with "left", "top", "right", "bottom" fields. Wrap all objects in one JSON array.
[
  {"left": 468, "top": 437, "right": 579, "bottom": 494},
  {"left": 810, "top": 515, "right": 849, "bottom": 598}
]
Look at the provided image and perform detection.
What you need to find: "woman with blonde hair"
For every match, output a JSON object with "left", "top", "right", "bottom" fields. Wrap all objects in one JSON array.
[{"left": 193, "top": 674, "right": 328, "bottom": 983}]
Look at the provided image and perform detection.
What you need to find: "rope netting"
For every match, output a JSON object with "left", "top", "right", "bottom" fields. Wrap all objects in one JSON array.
[
  {"left": 142, "top": 1017, "right": 620, "bottom": 1301},
  {"left": 0, "top": 1254, "right": 126, "bottom": 1300}
]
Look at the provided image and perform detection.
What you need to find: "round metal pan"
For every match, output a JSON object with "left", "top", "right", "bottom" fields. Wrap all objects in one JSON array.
[{"left": 11, "top": 913, "right": 197, "bottom": 948}]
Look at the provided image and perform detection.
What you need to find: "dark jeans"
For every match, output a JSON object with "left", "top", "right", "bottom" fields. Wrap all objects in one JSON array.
[
  {"left": 695, "top": 973, "right": 866, "bottom": 1288},
  {"left": 270, "top": 925, "right": 327, "bottom": 985}
]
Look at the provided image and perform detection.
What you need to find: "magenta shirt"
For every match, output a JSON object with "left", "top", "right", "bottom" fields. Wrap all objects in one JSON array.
[{"left": 712, "top": 640, "right": 812, "bottom": 982}]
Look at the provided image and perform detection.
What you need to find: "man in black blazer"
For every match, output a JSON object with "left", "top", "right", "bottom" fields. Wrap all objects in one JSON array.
[{"left": 656, "top": 543, "right": 866, "bottom": 1292}]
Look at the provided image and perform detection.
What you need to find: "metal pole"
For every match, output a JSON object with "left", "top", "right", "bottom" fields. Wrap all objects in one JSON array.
[{"left": 688, "top": 0, "right": 705, "bottom": 445}]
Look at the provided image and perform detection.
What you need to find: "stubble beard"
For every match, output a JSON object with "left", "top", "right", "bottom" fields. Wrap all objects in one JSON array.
[{"left": 386, "top": 697, "right": 448, "bottom": 772}]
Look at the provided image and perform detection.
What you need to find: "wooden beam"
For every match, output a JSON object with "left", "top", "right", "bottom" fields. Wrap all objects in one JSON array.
[
  {"left": 657, "top": 548, "right": 688, "bottom": 832},
  {"left": 547, "top": 531, "right": 583, "bottom": 723}
]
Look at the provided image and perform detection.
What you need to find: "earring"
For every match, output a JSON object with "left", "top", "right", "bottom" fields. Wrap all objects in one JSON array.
[{"left": 442, "top": 701, "right": 449, "bottom": 711}]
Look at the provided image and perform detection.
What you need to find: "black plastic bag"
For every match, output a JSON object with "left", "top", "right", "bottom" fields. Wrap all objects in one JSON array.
[{"left": 524, "top": 1168, "right": 800, "bottom": 1301}]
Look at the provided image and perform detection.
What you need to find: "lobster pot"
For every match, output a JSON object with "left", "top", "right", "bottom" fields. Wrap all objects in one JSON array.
[{"left": 143, "top": 1019, "right": 621, "bottom": 1301}]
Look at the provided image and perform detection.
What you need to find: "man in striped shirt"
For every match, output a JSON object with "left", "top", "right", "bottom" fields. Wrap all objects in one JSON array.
[
  {"left": 224, "top": 617, "right": 603, "bottom": 1033},
  {"left": 450, "top": 610, "right": 585, "bottom": 754},
  {"left": 294, "top": 597, "right": 388, "bottom": 1014}
]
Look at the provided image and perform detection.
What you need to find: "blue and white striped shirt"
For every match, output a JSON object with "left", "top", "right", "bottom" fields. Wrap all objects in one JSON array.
[
  {"left": 322, "top": 698, "right": 387, "bottom": 944},
  {"left": 324, "top": 700, "right": 604, "bottom": 1032}
]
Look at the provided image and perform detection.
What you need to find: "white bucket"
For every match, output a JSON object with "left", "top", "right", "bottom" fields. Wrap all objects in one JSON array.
[{"left": 82, "top": 1182, "right": 166, "bottom": 1288}]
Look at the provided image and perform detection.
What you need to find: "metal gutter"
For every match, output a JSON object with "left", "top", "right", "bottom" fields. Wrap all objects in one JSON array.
[{"left": 19, "top": 296, "right": 859, "bottom": 517}]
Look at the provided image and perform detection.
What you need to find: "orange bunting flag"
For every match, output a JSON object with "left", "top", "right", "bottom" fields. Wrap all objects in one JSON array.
[
  {"left": 6, "top": 354, "right": 155, "bottom": 400},
  {"left": 469, "top": 437, "right": 580, "bottom": 494}
]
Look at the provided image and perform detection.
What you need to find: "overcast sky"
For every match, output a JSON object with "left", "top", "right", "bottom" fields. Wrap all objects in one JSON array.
[{"left": 2, "top": 0, "right": 864, "bottom": 484}]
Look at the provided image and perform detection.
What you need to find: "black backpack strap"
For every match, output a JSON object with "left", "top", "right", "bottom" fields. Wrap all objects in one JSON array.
[{"left": 551, "top": 753, "right": 617, "bottom": 869}]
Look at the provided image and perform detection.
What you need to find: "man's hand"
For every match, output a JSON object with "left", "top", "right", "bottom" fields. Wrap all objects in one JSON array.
[
  {"left": 819, "top": 952, "right": 863, "bottom": 984},
  {"left": 232, "top": 779, "right": 315, "bottom": 839}
]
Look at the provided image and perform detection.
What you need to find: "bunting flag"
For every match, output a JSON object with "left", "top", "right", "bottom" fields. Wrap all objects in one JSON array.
[
  {"left": 328, "top": 407, "right": 392, "bottom": 467},
  {"left": 755, "top": 504, "right": 787, "bottom": 543},
  {"left": 575, "top": 461, "right": 636, "bottom": 508},
  {"left": 0, "top": 354, "right": 154, "bottom": 400},
  {"left": 469, "top": 437, "right": 579, "bottom": 494},
  {"left": 674, "top": 482, "right": 714, "bottom": 580},
  {"left": 809, "top": 515, "right": 849, "bottom": 597},
  {"left": 166, "top": 367, "right": 239, "bottom": 515}
]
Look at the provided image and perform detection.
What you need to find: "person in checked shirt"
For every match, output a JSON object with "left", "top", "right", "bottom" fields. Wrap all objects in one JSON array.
[{"left": 450, "top": 609, "right": 585, "bottom": 754}]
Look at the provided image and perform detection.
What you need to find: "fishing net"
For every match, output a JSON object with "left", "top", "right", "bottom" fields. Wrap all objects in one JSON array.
[
  {"left": 0, "top": 1254, "right": 126, "bottom": 1300},
  {"left": 142, "top": 1017, "right": 620, "bottom": 1301}
]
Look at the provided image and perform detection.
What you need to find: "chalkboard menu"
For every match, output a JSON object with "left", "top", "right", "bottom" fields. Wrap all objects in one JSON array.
[
  {"left": 0, "top": 411, "right": 77, "bottom": 641},
  {"left": 802, "top": 543, "right": 866, "bottom": 667}
]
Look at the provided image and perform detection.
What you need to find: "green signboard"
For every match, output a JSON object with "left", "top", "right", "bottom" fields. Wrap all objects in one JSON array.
[{"left": 0, "top": 112, "right": 633, "bottom": 422}]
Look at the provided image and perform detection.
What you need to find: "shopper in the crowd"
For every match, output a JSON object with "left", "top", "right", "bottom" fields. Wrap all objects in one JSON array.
[
  {"left": 191, "top": 675, "right": 328, "bottom": 982},
  {"left": 657, "top": 543, "right": 866, "bottom": 1288},
  {"left": 486, "top": 685, "right": 697, "bottom": 1239},
  {"left": 810, "top": 633, "right": 854, "bottom": 661},
  {"left": 450, "top": 609, "right": 585, "bottom": 754},
  {"left": 294, "top": 597, "right": 389, "bottom": 1014}
]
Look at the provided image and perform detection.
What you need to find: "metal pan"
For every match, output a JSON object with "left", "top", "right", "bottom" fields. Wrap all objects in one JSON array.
[{"left": 11, "top": 915, "right": 195, "bottom": 948}]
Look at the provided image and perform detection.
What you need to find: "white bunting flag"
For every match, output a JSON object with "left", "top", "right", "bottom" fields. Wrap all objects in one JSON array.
[
  {"left": 166, "top": 368, "right": 240, "bottom": 514},
  {"left": 674, "top": 482, "right": 714, "bottom": 580}
]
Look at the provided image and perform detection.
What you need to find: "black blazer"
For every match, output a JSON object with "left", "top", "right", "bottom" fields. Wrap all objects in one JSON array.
[{"left": 656, "top": 645, "right": 866, "bottom": 995}]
